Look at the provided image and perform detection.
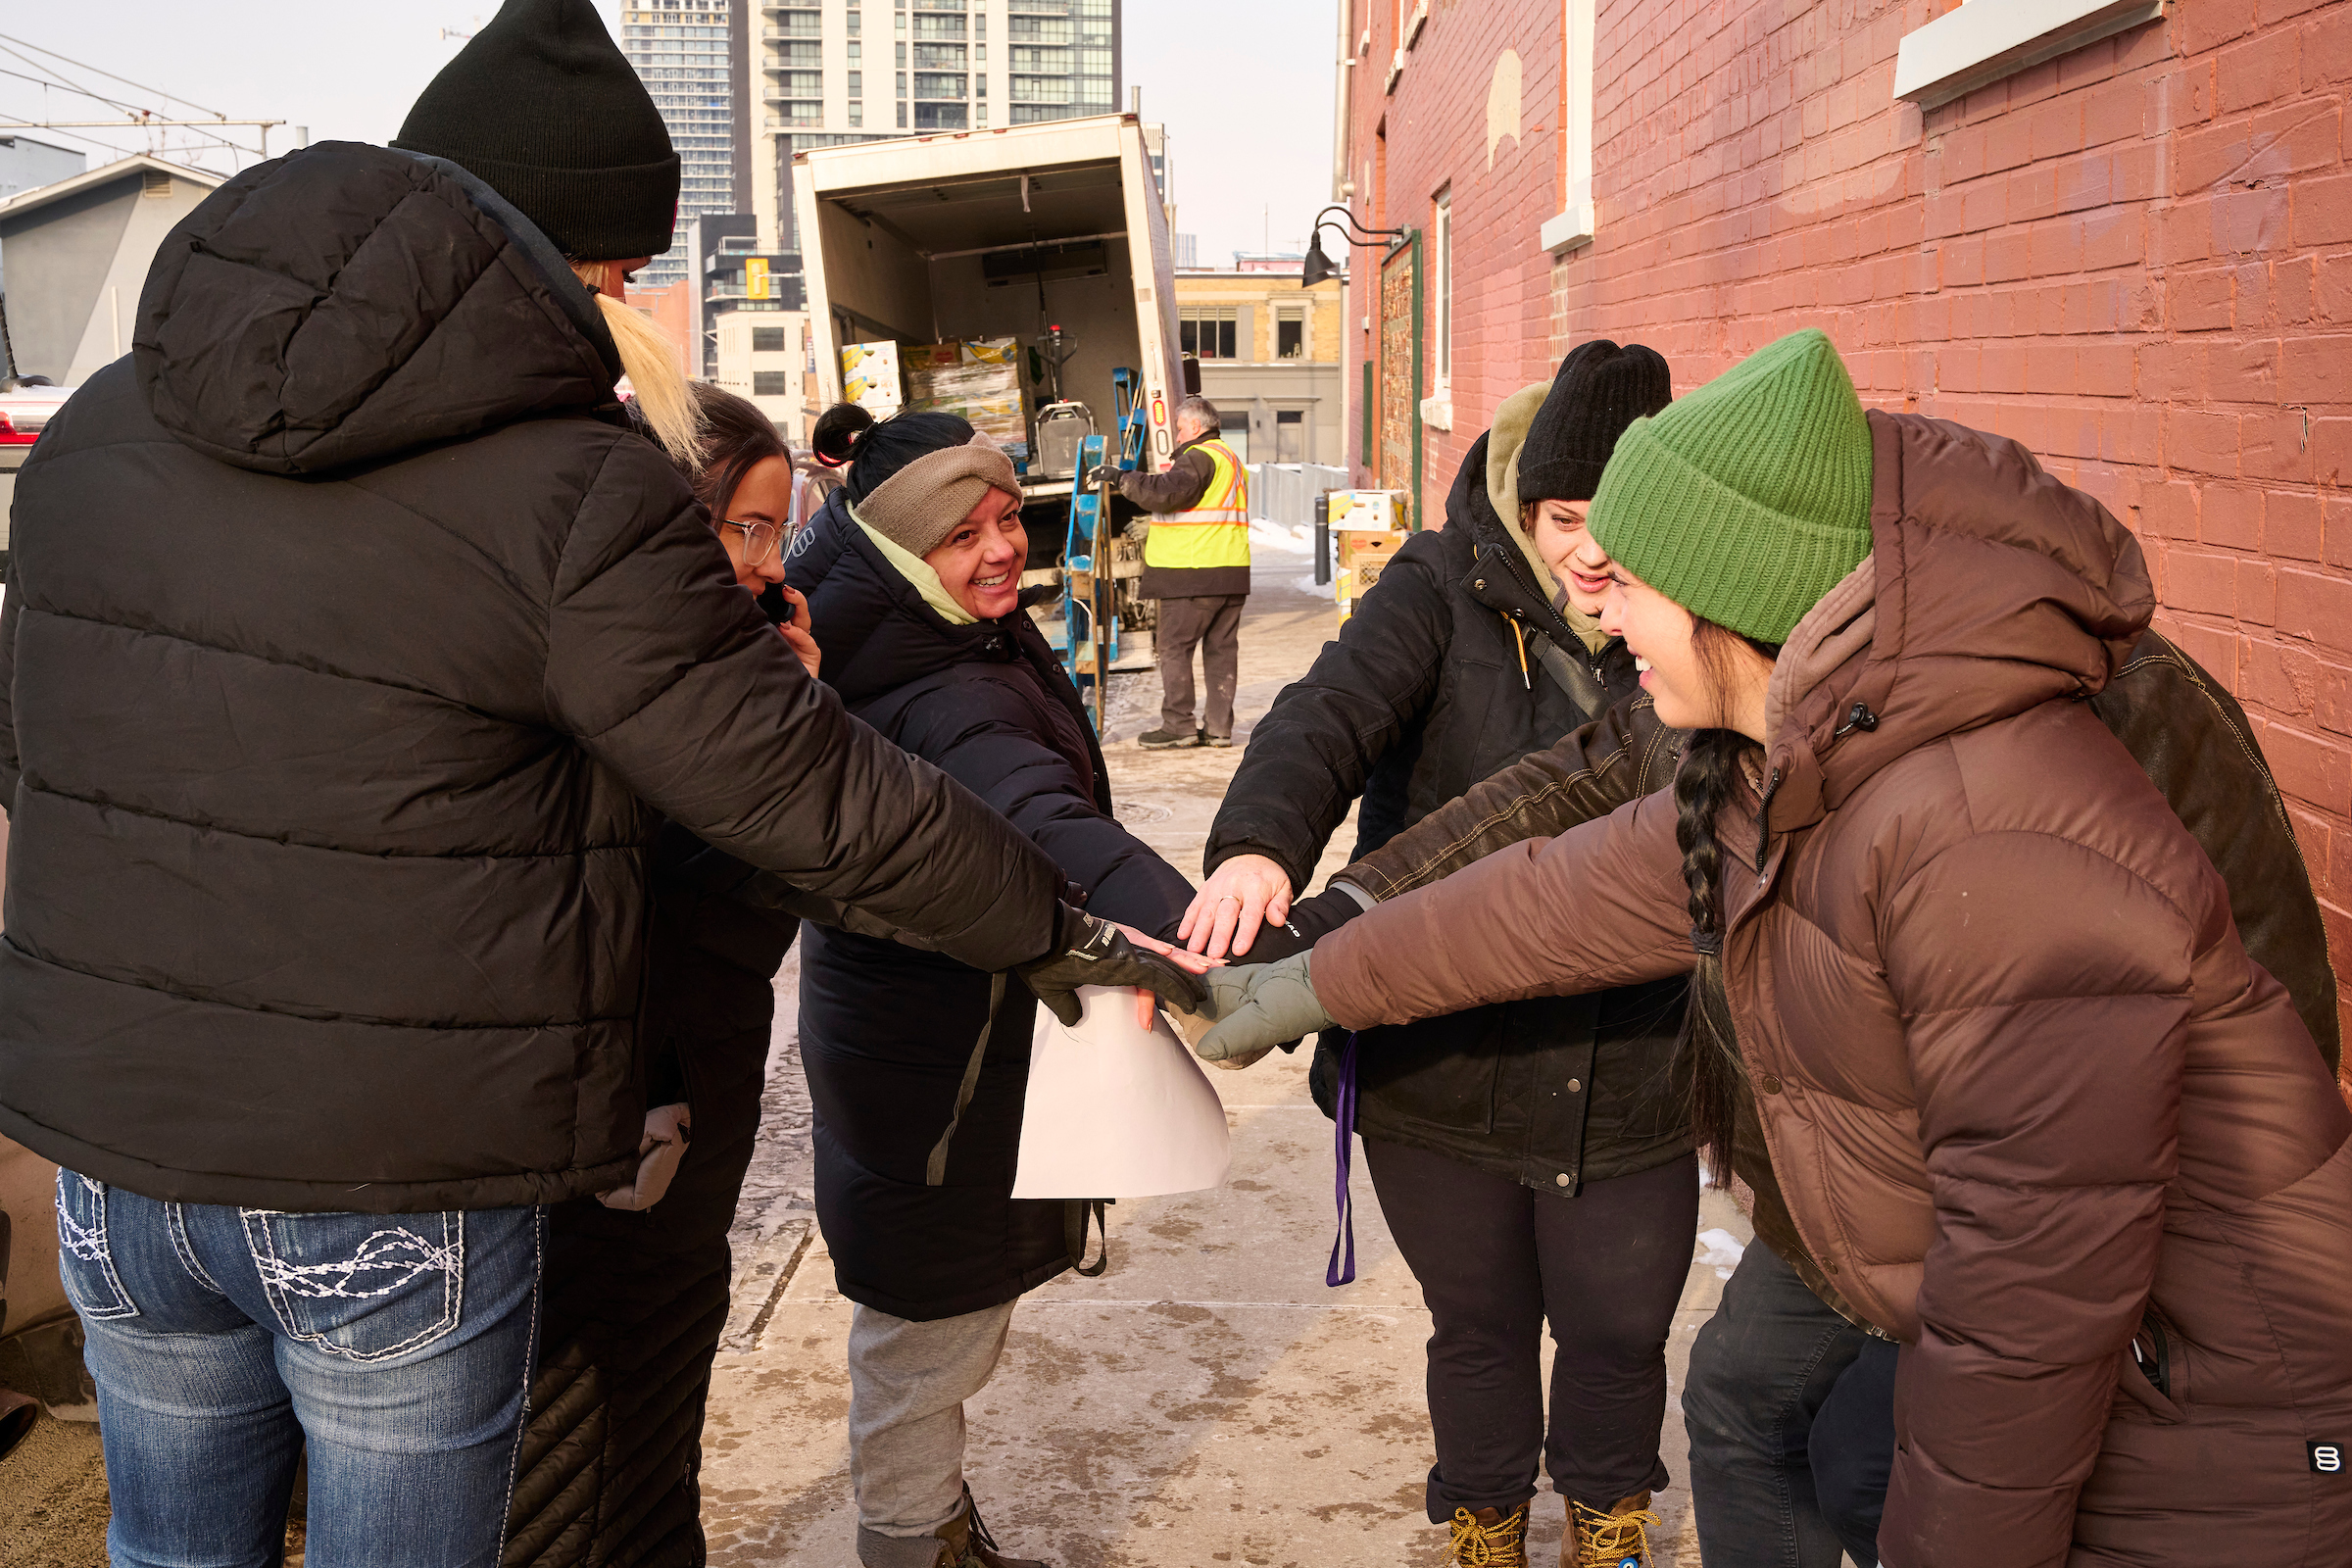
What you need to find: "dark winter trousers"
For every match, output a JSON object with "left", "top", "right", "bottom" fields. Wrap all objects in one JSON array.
[
  {"left": 1684, "top": 1240, "right": 1897, "bottom": 1568},
  {"left": 1154, "top": 593, "right": 1245, "bottom": 738},
  {"left": 1363, "top": 1138, "right": 1700, "bottom": 1522}
]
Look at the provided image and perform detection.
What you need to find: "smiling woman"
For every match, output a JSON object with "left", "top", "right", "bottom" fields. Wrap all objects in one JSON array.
[
  {"left": 923, "top": 485, "right": 1027, "bottom": 621},
  {"left": 782, "top": 410, "right": 1219, "bottom": 1567}
]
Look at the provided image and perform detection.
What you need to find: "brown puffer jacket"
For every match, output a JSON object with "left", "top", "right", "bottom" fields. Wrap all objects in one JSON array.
[{"left": 1310, "top": 413, "right": 2352, "bottom": 1567}]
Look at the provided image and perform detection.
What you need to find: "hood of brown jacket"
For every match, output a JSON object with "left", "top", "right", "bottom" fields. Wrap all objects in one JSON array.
[{"left": 1754, "top": 412, "right": 2157, "bottom": 846}]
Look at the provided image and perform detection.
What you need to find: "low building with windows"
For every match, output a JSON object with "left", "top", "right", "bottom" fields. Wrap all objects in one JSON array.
[
  {"left": 1169, "top": 268, "right": 1344, "bottom": 466},
  {"left": 715, "top": 309, "right": 816, "bottom": 442}
]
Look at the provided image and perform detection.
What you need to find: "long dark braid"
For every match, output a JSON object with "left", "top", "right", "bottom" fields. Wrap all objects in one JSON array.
[{"left": 1673, "top": 617, "right": 1782, "bottom": 1186}]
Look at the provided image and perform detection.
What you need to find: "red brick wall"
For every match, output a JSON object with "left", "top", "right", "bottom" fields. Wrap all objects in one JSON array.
[
  {"left": 1351, "top": 0, "right": 2352, "bottom": 1073},
  {"left": 1342, "top": 0, "right": 1573, "bottom": 527}
]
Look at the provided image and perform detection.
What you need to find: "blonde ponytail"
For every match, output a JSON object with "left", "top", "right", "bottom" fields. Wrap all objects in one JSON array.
[{"left": 571, "top": 261, "right": 703, "bottom": 467}]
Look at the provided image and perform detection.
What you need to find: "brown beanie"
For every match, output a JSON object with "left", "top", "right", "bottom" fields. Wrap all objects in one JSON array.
[{"left": 856, "top": 440, "right": 1022, "bottom": 557}]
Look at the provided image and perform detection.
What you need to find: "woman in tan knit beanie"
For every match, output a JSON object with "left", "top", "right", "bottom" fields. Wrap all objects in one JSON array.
[{"left": 785, "top": 414, "right": 1225, "bottom": 1568}]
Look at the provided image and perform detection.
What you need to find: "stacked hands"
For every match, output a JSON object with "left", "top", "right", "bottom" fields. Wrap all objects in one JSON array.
[
  {"left": 1157, "top": 854, "right": 1347, "bottom": 1070},
  {"left": 1022, "top": 857, "right": 1339, "bottom": 1066}
]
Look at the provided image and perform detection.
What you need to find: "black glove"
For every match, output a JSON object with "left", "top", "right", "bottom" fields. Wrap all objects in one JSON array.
[
  {"left": 1083, "top": 464, "right": 1121, "bottom": 491},
  {"left": 1016, "top": 904, "right": 1208, "bottom": 1027}
]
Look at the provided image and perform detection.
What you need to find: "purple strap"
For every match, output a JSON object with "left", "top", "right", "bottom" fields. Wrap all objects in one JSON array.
[{"left": 1327, "top": 1032, "right": 1360, "bottom": 1287}]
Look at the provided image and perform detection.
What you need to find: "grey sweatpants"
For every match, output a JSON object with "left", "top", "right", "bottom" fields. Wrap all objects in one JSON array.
[
  {"left": 848, "top": 1298, "right": 1017, "bottom": 1553},
  {"left": 1154, "top": 593, "right": 1246, "bottom": 738}
]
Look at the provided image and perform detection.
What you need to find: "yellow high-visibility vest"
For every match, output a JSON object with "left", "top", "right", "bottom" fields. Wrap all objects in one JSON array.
[{"left": 1142, "top": 438, "right": 1250, "bottom": 572}]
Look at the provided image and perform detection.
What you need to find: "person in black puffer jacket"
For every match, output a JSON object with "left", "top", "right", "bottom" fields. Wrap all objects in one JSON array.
[
  {"left": 1186, "top": 344, "right": 1696, "bottom": 1566},
  {"left": 510, "top": 383, "right": 825, "bottom": 1567},
  {"left": 789, "top": 406, "right": 1205, "bottom": 1568},
  {"left": 0, "top": 6, "right": 1196, "bottom": 1556}
]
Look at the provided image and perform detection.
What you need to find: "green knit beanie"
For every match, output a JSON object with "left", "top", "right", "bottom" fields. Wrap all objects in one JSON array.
[{"left": 1586, "top": 328, "right": 1873, "bottom": 645}]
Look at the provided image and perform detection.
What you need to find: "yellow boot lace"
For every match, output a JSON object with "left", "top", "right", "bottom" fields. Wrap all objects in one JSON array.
[
  {"left": 1571, "top": 1498, "right": 1661, "bottom": 1568},
  {"left": 1448, "top": 1504, "right": 1531, "bottom": 1567}
]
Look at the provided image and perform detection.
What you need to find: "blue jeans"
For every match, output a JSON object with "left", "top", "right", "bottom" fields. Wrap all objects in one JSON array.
[{"left": 55, "top": 1169, "right": 543, "bottom": 1568}]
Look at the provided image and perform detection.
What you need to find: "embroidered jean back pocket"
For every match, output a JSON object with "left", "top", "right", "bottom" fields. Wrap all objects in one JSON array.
[
  {"left": 53, "top": 1170, "right": 138, "bottom": 1320},
  {"left": 242, "top": 1209, "right": 464, "bottom": 1363}
]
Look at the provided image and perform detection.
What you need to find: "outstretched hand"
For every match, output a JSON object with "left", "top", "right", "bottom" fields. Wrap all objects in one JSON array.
[
  {"left": 1015, "top": 906, "right": 1212, "bottom": 1029},
  {"left": 1112, "top": 921, "right": 1214, "bottom": 1030},
  {"left": 1179, "top": 854, "right": 1295, "bottom": 960},
  {"left": 1190, "top": 953, "right": 1335, "bottom": 1069}
]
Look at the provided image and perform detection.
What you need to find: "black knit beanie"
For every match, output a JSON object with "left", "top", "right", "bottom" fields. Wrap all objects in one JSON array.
[
  {"left": 1516, "top": 340, "right": 1673, "bottom": 504},
  {"left": 392, "top": 0, "right": 680, "bottom": 260}
]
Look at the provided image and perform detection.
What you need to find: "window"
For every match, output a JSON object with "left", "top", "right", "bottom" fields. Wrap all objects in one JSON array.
[
  {"left": 753, "top": 326, "right": 787, "bottom": 352},
  {"left": 753, "top": 370, "right": 791, "bottom": 397},
  {"left": 851, "top": 102, "right": 864, "bottom": 124},
  {"left": 848, "top": 40, "right": 861, "bottom": 60},
  {"left": 898, "top": 71, "right": 907, "bottom": 97},
  {"left": 848, "top": 70, "right": 862, "bottom": 93},
  {"left": 914, "top": 101, "right": 968, "bottom": 128},
  {"left": 1179, "top": 307, "right": 1238, "bottom": 360},
  {"left": 1541, "top": 0, "right": 1597, "bottom": 252},
  {"left": 913, "top": 41, "right": 966, "bottom": 66},
  {"left": 975, "top": 73, "right": 986, "bottom": 97},
  {"left": 897, "top": 102, "right": 908, "bottom": 125},
  {"left": 1432, "top": 191, "right": 1452, "bottom": 392},
  {"left": 913, "top": 73, "right": 965, "bottom": 98},
  {"left": 1276, "top": 306, "right": 1304, "bottom": 360}
]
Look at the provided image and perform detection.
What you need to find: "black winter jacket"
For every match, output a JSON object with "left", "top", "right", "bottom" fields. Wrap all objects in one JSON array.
[
  {"left": 513, "top": 822, "right": 799, "bottom": 1566},
  {"left": 791, "top": 495, "right": 1196, "bottom": 1320},
  {"left": 0, "top": 144, "right": 1064, "bottom": 1213},
  {"left": 1205, "top": 434, "right": 1690, "bottom": 1195}
]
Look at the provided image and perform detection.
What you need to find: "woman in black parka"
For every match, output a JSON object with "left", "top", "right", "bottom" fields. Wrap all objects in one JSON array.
[
  {"left": 1188, "top": 344, "right": 1693, "bottom": 1567},
  {"left": 788, "top": 406, "right": 1202, "bottom": 1568},
  {"left": 511, "top": 384, "right": 826, "bottom": 1565}
]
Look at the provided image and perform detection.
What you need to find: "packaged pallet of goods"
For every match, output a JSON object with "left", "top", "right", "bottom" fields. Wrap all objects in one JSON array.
[
  {"left": 908, "top": 352, "right": 1030, "bottom": 460},
  {"left": 840, "top": 341, "right": 903, "bottom": 414}
]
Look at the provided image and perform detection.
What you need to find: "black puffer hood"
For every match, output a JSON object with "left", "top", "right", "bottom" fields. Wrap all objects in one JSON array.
[{"left": 133, "top": 141, "right": 620, "bottom": 475}]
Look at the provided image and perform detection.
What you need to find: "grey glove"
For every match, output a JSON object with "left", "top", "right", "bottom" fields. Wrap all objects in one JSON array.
[
  {"left": 1193, "top": 953, "right": 1335, "bottom": 1067},
  {"left": 1016, "top": 904, "right": 1208, "bottom": 1027}
]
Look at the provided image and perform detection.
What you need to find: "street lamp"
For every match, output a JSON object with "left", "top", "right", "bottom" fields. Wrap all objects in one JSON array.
[{"left": 1299, "top": 204, "right": 1408, "bottom": 287}]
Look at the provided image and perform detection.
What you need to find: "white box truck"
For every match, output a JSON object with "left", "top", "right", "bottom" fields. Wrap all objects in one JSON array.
[
  {"left": 795, "top": 115, "right": 1190, "bottom": 691},
  {"left": 795, "top": 113, "right": 1185, "bottom": 473}
]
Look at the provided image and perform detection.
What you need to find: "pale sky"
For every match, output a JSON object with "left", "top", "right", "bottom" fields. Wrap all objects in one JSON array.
[{"left": 0, "top": 2, "right": 1334, "bottom": 268}]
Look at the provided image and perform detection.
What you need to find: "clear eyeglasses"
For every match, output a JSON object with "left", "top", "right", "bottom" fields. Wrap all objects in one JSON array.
[{"left": 721, "top": 518, "right": 784, "bottom": 564}]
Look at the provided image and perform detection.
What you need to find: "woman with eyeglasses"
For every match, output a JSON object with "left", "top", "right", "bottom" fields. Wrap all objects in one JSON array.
[{"left": 514, "top": 382, "right": 834, "bottom": 1565}]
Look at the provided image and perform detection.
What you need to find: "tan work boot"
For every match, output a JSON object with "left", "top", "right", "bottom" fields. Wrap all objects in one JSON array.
[
  {"left": 931, "top": 1486, "right": 1045, "bottom": 1568},
  {"left": 1566, "top": 1493, "right": 1660, "bottom": 1568},
  {"left": 1447, "top": 1502, "right": 1532, "bottom": 1567}
]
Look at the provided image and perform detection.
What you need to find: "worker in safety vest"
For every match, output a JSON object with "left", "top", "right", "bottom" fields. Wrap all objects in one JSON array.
[{"left": 1089, "top": 394, "right": 1250, "bottom": 749}]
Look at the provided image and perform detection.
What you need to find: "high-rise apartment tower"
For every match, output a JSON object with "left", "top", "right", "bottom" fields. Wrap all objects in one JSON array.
[
  {"left": 621, "top": 0, "right": 756, "bottom": 288},
  {"left": 751, "top": 0, "right": 1121, "bottom": 251}
]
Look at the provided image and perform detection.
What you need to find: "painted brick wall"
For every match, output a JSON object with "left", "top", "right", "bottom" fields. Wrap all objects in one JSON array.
[
  {"left": 1342, "top": 0, "right": 1572, "bottom": 528},
  {"left": 1349, "top": 0, "right": 2352, "bottom": 1071}
]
